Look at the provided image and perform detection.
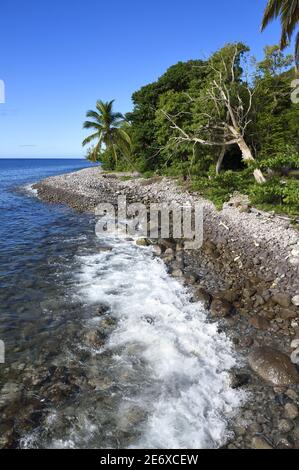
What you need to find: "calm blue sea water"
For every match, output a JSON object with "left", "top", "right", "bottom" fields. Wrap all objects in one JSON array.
[{"left": 0, "top": 158, "right": 95, "bottom": 359}]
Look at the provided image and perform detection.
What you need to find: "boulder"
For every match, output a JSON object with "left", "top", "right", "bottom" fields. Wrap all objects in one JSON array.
[
  {"left": 272, "top": 293, "right": 291, "bottom": 308},
  {"left": 248, "top": 347, "right": 299, "bottom": 386},
  {"left": 171, "top": 269, "right": 184, "bottom": 278},
  {"left": 210, "top": 299, "right": 233, "bottom": 317},
  {"left": 249, "top": 315, "right": 270, "bottom": 330},
  {"left": 291, "top": 295, "right": 299, "bottom": 307},
  {"left": 251, "top": 436, "right": 273, "bottom": 449},
  {"left": 85, "top": 329, "right": 105, "bottom": 348},
  {"left": 136, "top": 238, "right": 149, "bottom": 247},
  {"left": 284, "top": 403, "right": 299, "bottom": 420}
]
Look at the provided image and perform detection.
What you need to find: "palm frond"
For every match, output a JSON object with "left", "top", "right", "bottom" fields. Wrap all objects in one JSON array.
[
  {"left": 82, "top": 132, "right": 101, "bottom": 147},
  {"left": 83, "top": 121, "right": 103, "bottom": 131},
  {"left": 261, "top": 0, "right": 282, "bottom": 31},
  {"left": 86, "top": 110, "right": 101, "bottom": 121}
]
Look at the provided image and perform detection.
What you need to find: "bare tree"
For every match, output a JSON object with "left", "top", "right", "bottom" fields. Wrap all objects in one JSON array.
[{"left": 161, "top": 46, "right": 266, "bottom": 183}]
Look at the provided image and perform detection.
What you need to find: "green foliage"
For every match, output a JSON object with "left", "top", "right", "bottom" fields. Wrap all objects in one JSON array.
[
  {"left": 86, "top": 44, "right": 298, "bottom": 216},
  {"left": 259, "top": 146, "right": 299, "bottom": 170},
  {"left": 190, "top": 169, "right": 253, "bottom": 209},
  {"left": 249, "top": 178, "right": 299, "bottom": 215}
]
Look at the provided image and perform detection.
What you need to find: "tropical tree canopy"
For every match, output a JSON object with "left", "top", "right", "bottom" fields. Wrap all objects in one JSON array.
[
  {"left": 261, "top": 0, "right": 299, "bottom": 68},
  {"left": 82, "top": 100, "right": 132, "bottom": 165}
]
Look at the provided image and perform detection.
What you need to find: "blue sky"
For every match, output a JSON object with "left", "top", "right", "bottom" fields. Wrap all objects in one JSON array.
[{"left": 0, "top": 0, "right": 288, "bottom": 158}]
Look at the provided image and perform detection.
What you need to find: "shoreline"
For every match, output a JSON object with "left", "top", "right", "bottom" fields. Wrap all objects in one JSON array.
[{"left": 34, "top": 166, "right": 299, "bottom": 449}]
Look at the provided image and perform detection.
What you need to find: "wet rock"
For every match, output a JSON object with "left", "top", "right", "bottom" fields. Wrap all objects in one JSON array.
[
  {"left": 85, "top": 329, "right": 105, "bottom": 348},
  {"left": 136, "top": 238, "right": 149, "bottom": 247},
  {"left": 0, "top": 425, "right": 14, "bottom": 449},
  {"left": 284, "top": 402, "right": 299, "bottom": 420},
  {"left": 100, "top": 317, "right": 118, "bottom": 335},
  {"left": 44, "top": 382, "right": 73, "bottom": 404},
  {"left": 275, "top": 437, "right": 293, "bottom": 449},
  {"left": 230, "top": 372, "right": 251, "bottom": 389},
  {"left": 152, "top": 245, "right": 162, "bottom": 256},
  {"left": 248, "top": 347, "right": 299, "bottom": 386},
  {"left": 249, "top": 315, "right": 270, "bottom": 330},
  {"left": 278, "top": 419, "right": 293, "bottom": 433},
  {"left": 0, "top": 383, "right": 22, "bottom": 408},
  {"left": 97, "top": 304, "right": 110, "bottom": 315},
  {"left": 251, "top": 436, "right": 273, "bottom": 449},
  {"left": 272, "top": 293, "right": 291, "bottom": 308},
  {"left": 193, "top": 287, "right": 211, "bottom": 308},
  {"left": 210, "top": 299, "right": 233, "bottom": 318}
]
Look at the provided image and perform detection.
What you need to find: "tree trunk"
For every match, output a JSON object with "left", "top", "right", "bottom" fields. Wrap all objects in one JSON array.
[
  {"left": 237, "top": 137, "right": 266, "bottom": 184},
  {"left": 216, "top": 146, "right": 226, "bottom": 174}
]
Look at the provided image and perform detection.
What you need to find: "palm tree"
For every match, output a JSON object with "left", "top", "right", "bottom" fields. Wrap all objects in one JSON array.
[
  {"left": 82, "top": 100, "right": 133, "bottom": 166},
  {"left": 261, "top": 0, "right": 299, "bottom": 70}
]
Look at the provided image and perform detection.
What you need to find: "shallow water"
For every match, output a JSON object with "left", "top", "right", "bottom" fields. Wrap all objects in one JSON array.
[{"left": 0, "top": 159, "right": 244, "bottom": 449}]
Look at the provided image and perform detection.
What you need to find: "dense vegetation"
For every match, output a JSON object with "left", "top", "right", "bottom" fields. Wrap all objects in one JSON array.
[{"left": 84, "top": 44, "right": 299, "bottom": 216}]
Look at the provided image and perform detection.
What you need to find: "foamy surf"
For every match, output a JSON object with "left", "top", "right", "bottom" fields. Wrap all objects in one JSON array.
[{"left": 71, "top": 235, "right": 246, "bottom": 449}]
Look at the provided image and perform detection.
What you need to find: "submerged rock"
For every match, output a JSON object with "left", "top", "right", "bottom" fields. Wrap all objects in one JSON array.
[{"left": 248, "top": 347, "right": 299, "bottom": 386}]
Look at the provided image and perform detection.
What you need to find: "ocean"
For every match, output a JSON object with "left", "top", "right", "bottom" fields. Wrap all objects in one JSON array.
[{"left": 0, "top": 158, "right": 244, "bottom": 449}]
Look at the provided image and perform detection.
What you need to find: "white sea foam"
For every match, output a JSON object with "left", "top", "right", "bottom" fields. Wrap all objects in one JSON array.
[
  {"left": 23, "top": 183, "right": 38, "bottom": 196},
  {"left": 75, "top": 236, "right": 246, "bottom": 449}
]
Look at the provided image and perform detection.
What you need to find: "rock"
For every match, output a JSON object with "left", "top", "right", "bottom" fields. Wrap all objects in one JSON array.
[
  {"left": 291, "top": 295, "right": 299, "bottom": 307},
  {"left": 193, "top": 287, "right": 211, "bottom": 308},
  {"left": 286, "top": 389, "right": 298, "bottom": 402},
  {"left": 249, "top": 315, "right": 270, "bottom": 330},
  {"left": 0, "top": 383, "right": 22, "bottom": 408},
  {"left": 230, "top": 372, "right": 251, "bottom": 389},
  {"left": 164, "top": 248, "right": 174, "bottom": 257},
  {"left": 241, "top": 336, "right": 254, "bottom": 348},
  {"left": 184, "top": 272, "right": 199, "bottom": 285},
  {"left": 291, "top": 248, "right": 299, "bottom": 257},
  {"left": 278, "top": 419, "right": 294, "bottom": 433},
  {"left": 171, "top": 269, "right": 184, "bottom": 278},
  {"left": 85, "top": 329, "right": 105, "bottom": 348},
  {"left": 289, "top": 258, "right": 299, "bottom": 266},
  {"left": 284, "top": 403, "right": 299, "bottom": 420},
  {"left": 292, "top": 425, "right": 299, "bottom": 441},
  {"left": 136, "top": 238, "right": 149, "bottom": 247},
  {"left": 239, "top": 204, "right": 251, "bottom": 213},
  {"left": 272, "top": 293, "right": 291, "bottom": 308},
  {"left": 251, "top": 436, "right": 273, "bottom": 449},
  {"left": 220, "top": 289, "right": 240, "bottom": 303},
  {"left": 280, "top": 308, "right": 297, "bottom": 320},
  {"left": 275, "top": 437, "right": 293, "bottom": 449},
  {"left": 152, "top": 245, "right": 162, "bottom": 256},
  {"left": 210, "top": 299, "right": 233, "bottom": 317},
  {"left": 248, "top": 347, "right": 299, "bottom": 386}
]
